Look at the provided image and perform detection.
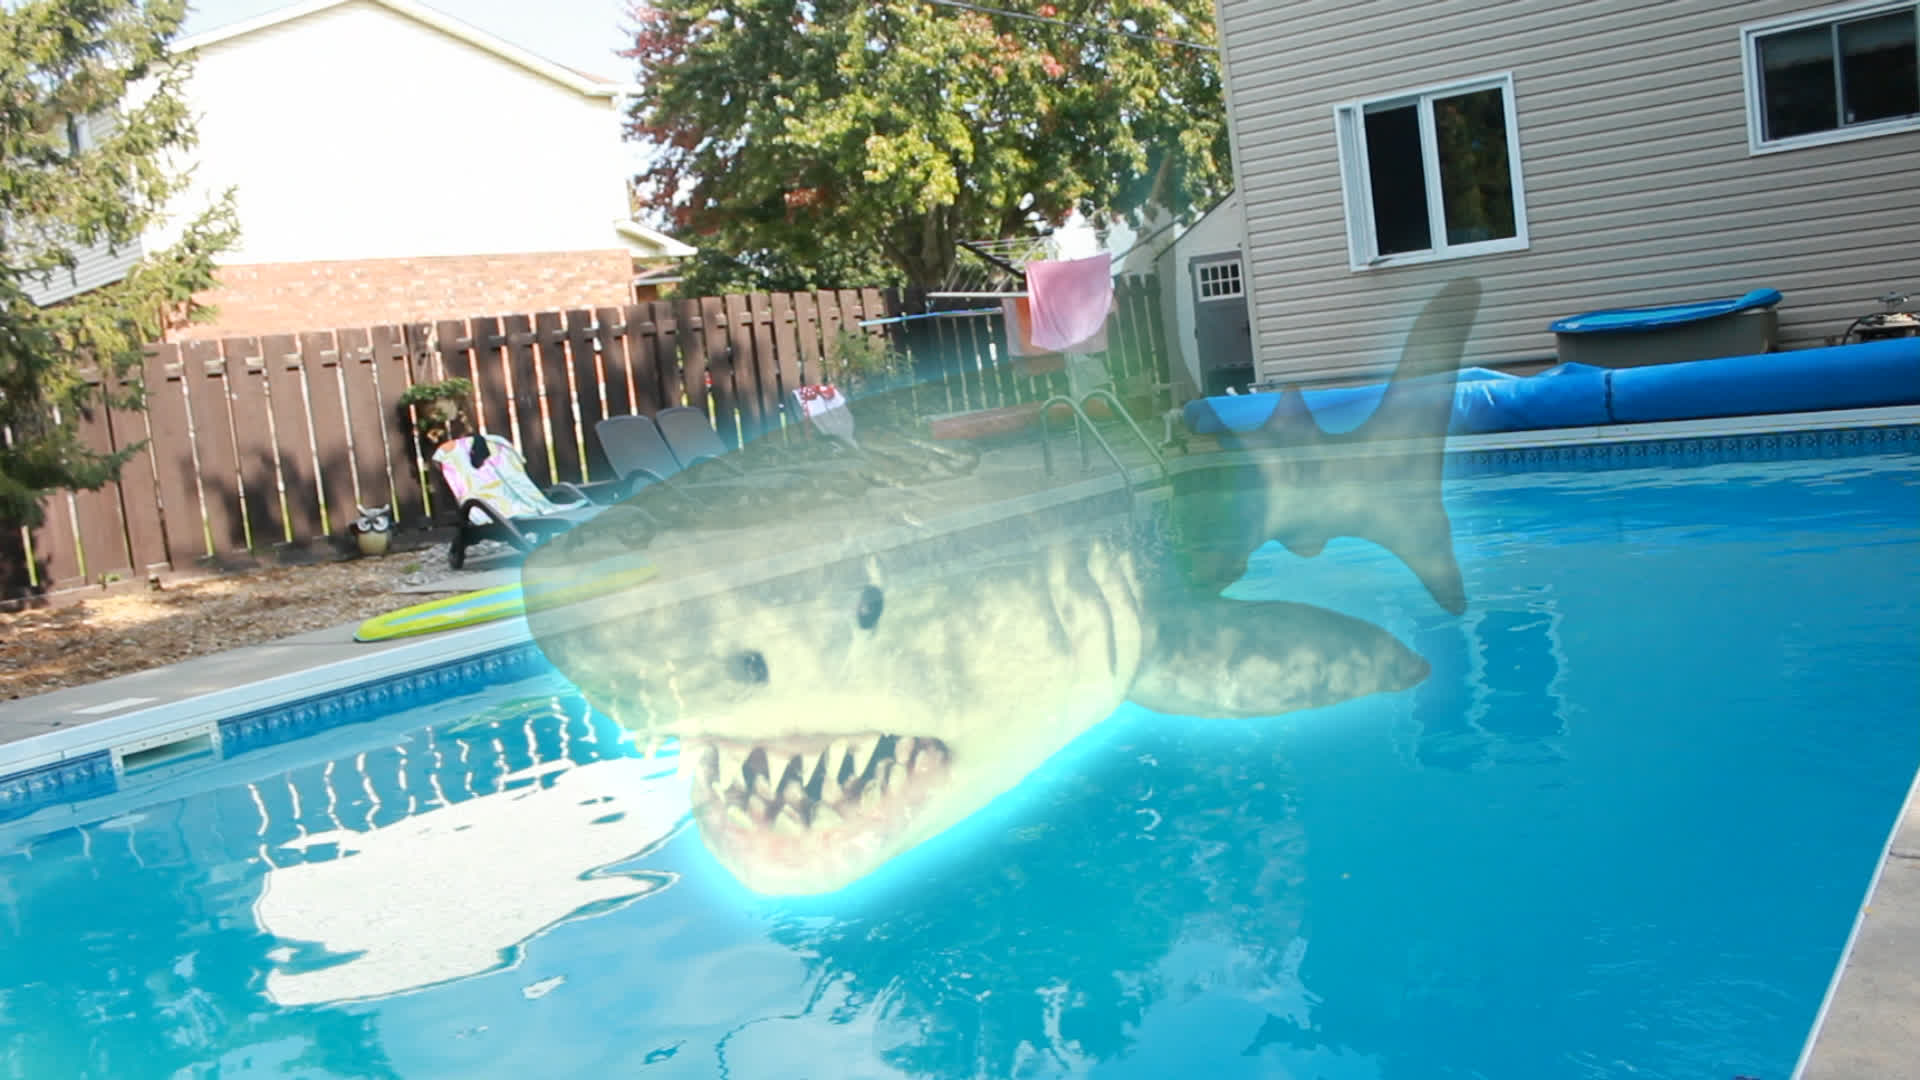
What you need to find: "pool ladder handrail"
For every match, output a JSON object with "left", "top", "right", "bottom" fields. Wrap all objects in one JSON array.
[{"left": 1037, "top": 389, "right": 1172, "bottom": 521}]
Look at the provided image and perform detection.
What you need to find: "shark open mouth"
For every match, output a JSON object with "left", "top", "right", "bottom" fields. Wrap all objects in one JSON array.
[{"left": 683, "top": 733, "right": 954, "bottom": 890}]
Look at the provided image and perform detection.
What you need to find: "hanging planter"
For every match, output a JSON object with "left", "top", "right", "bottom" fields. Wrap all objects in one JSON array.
[{"left": 398, "top": 377, "right": 476, "bottom": 449}]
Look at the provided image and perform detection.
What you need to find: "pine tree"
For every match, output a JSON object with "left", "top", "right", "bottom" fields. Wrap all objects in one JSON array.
[{"left": 0, "top": 0, "right": 238, "bottom": 527}]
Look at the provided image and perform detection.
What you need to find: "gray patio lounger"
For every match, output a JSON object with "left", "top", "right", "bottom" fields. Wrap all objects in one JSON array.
[
  {"left": 593, "top": 414, "right": 708, "bottom": 506},
  {"left": 654, "top": 406, "right": 749, "bottom": 475}
]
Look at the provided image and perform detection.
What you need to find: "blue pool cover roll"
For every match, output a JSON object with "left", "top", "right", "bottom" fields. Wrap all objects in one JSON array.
[
  {"left": 1608, "top": 336, "right": 1920, "bottom": 423},
  {"left": 1182, "top": 337, "right": 1920, "bottom": 441},
  {"left": 1549, "top": 288, "right": 1784, "bottom": 334}
]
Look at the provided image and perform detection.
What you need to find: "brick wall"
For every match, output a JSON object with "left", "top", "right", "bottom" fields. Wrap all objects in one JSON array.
[{"left": 172, "top": 249, "right": 635, "bottom": 339}]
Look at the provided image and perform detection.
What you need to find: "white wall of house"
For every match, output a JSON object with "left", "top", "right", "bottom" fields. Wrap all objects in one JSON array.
[
  {"left": 145, "top": 0, "right": 635, "bottom": 265},
  {"left": 1154, "top": 191, "right": 1246, "bottom": 398}
]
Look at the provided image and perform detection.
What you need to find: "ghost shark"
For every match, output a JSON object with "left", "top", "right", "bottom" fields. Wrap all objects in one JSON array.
[{"left": 524, "top": 279, "right": 1482, "bottom": 897}]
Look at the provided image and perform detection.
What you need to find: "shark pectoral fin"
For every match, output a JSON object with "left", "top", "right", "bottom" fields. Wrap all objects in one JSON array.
[{"left": 1126, "top": 597, "right": 1431, "bottom": 719}]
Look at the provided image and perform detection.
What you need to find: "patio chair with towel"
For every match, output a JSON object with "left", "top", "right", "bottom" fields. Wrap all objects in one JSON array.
[{"left": 432, "top": 433, "right": 623, "bottom": 569}]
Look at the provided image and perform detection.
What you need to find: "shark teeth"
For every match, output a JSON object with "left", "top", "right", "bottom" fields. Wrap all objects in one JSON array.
[{"left": 687, "top": 732, "right": 951, "bottom": 836}]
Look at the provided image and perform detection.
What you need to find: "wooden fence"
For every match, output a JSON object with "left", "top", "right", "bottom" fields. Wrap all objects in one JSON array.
[{"left": 1, "top": 276, "right": 1169, "bottom": 600}]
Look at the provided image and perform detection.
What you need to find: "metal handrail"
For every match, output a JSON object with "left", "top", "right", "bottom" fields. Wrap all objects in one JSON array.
[
  {"left": 1080, "top": 388, "right": 1171, "bottom": 483},
  {"left": 1037, "top": 389, "right": 1177, "bottom": 530},
  {"left": 1038, "top": 391, "right": 1171, "bottom": 479},
  {"left": 1038, "top": 394, "right": 1135, "bottom": 516}
]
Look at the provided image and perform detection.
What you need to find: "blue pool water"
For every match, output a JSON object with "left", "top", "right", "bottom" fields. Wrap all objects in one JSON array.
[{"left": 2, "top": 448, "right": 1917, "bottom": 1079}]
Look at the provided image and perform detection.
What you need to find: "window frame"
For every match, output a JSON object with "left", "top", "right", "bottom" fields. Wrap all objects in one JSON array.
[
  {"left": 1741, "top": 0, "right": 1920, "bottom": 155},
  {"left": 1193, "top": 257, "right": 1245, "bottom": 302},
  {"left": 1332, "top": 71, "right": 1531, "bottom": 273}
]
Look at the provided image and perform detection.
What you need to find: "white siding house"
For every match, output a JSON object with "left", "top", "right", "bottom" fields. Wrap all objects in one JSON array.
[
  {"left": 148, "top": 0, "right": 655, "bottom": 265},
  {"left": 19, "top": 113, "right": 145, "bottom": 307},
  {"left": 1213, "top": 0, "right": 1920, "bottom": 387},
  {"left": 1149, "top": 192, "right": 1255, "bottom": 399},
  {"left": 31, "top": 0, "right": 693, "bottom": 329}
]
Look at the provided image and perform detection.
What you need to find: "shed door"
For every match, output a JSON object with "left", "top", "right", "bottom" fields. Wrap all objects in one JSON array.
[{"left": 1190, "top": 253, "right": 1253, "bottom": 394}]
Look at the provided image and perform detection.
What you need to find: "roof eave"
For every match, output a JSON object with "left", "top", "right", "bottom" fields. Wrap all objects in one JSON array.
[{"left": 172, "top": 0, "right": 637, "bottom": 100}]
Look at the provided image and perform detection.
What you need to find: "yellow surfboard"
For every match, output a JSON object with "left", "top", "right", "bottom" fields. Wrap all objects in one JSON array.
[{"left": 355, "top": 565, "right": 659, "bottom": 642}]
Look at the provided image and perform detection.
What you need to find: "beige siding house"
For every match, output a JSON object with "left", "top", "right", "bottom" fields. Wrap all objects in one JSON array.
[{"left": 1213, "top": 0, "right": 1920, "bottom": 387}]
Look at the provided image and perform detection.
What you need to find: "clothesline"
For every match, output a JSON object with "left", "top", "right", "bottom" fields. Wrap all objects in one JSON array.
[{"left": 856, "top": 307, "right": 1004, "bottom": 327}]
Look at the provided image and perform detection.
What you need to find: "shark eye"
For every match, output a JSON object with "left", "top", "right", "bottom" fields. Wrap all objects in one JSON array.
[
  {"left": 856, "top": 585, "right": 884, "bottom": 630},
  {"left": 729, "top": 650, "right": 769, "bottom": 685}
]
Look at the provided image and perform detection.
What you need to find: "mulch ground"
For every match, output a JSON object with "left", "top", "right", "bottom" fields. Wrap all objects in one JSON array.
[{"left": 0, "top": 542, "right": 485, "bottom": 701}]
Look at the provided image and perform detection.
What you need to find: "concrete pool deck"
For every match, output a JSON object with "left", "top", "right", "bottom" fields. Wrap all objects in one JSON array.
[
  {"left": 0, "top": 401, "right": 1916, "bottom": 1075},
  {"left": 1796, "top": 768, "right": 1920, "bottom": 1080}
]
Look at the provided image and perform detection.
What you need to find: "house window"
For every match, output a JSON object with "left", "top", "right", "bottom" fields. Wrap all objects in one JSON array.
[
  {"left": 1195, "top": 258, "right": 1243, "bottom": 301},
  {"left": 1743, "top": 2, "right": 1920, "bottom": 152},
  {"left": 64, "top": 113, "right": 94, "bottom": 156},
  {"left": 1333, "top": 73, "right": 1530, "bottom": 271}
]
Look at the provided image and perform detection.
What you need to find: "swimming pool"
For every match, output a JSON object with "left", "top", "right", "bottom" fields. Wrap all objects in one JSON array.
[{"left": 1, "top": 437, "right": 1915, "bottom": 1079}]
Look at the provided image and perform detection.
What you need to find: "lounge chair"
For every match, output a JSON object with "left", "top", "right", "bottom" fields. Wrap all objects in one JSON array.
[
  {"left": 595, "top": 414, "right": 691, "bottom": 492},
  {"left": 654, "top": 406, "right": 748, "bottom": 475},
  {"left": 431, "top": 434, "right": 622, "bottom": 569}
]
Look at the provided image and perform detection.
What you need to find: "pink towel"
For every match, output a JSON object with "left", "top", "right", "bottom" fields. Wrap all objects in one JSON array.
[{"left": 1025, "top": 255, "right": 1113, "bottom": 352}]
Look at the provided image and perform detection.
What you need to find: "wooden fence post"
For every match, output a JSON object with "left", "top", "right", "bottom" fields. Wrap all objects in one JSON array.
[
  {"left": 67, "top": 381, "right": 132, "bottom": 584},
  {"left": 371, "top": 325, "right": 428, "bottom": 527},
  {"left": 534, "top": 311, "right": 582, "bottom": 485},
  {"left": 106, "top": 367, "right": 171, "bottom": 576},
  {"left": 261, "top": 333, "right": 325, "bottom": 544},
  {"left": 594, "top": 306, "right": 638, "bottom": 421},
  {"left": 566, "top": 309, "right": 610, "bottom": 479}
]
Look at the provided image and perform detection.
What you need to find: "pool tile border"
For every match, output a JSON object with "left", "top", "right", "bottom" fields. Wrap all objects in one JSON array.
[
  {"left": 215, "top": 641, "right": 551, "bottom": 757},
  {"left": 1447, "top": 421, "right": 1919, "bottom": 474},
  {"left": 0, "top": 642, "right": 549, "bottom": 823}
]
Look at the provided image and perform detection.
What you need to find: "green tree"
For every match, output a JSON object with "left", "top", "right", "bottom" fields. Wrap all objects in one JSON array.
[
  {"left": 622, "top": 0, "right": 1228, "bottom": 290},
  {"left": 0, "top": 0, "right": 238, "bottom": 527},
  {"left": 674, "top": 236, "right": 905, "bottom": 296}
]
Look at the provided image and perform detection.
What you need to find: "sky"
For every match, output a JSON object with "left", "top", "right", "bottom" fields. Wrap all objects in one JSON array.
[{"left": 180, "top": 0, "right": 638, "bottom": 80}]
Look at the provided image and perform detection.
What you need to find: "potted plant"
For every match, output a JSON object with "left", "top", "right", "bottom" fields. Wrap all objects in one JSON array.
[
  {"left": 398, "top": 377, "right": 475, "bottom": 449},
  {"left": 828, "top": 329, "right": 916, "bottom": 431}
]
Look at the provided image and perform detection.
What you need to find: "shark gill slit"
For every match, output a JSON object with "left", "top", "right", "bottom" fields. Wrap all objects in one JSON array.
[
  {"left": 1039, "top": 547, "right": 1076, "bottom": 656},
  {"left": 1069, "top": 550, "right": 1121, "bottom": 680}
]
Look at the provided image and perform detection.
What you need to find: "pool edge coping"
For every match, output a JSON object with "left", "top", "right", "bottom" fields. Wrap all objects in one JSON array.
[{"left": 1790, "top": 760, "right": 1920, "bottom": 1079}]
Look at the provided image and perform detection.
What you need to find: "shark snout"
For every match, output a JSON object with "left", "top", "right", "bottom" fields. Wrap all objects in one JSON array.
[{"left": 1393, "top": 646, "right": 1431, "bottom": 690}]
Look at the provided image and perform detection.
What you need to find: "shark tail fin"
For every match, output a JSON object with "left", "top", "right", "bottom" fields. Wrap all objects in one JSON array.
[{"left": 1258, "top": 278, "right": 1480, "bottom": 614}]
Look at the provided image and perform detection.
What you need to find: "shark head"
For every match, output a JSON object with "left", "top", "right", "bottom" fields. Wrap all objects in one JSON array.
[
  {"left": 525, "top": 507, "right": 1431, "bottom": 897},
  {"left": 525, "top": 279, "right": 1481, "bottom": 897},
  {"left": 526, "top": 519, "right": 1158, "bottom": 896}
]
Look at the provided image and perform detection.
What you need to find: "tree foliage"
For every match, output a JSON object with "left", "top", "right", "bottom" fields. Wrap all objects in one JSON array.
[
  {"left": 622, "top": 0, "right": 1228, "bottom": 290},
  {"left": 0, "top": 0, "right": 238, "bottom": 527}
]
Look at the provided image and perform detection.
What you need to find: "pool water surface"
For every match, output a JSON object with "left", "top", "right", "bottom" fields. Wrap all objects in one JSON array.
[{"left": 1, "top": 449, "right": 1916, "bottom": 1079}]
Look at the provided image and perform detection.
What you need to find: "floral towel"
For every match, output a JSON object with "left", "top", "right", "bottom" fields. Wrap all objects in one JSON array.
[
  {"left": 433, "top": 434, "right": 570, "bottom": 526},
  {"left": 794, "top": 383, "right": 857, "bottom": 444}
]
